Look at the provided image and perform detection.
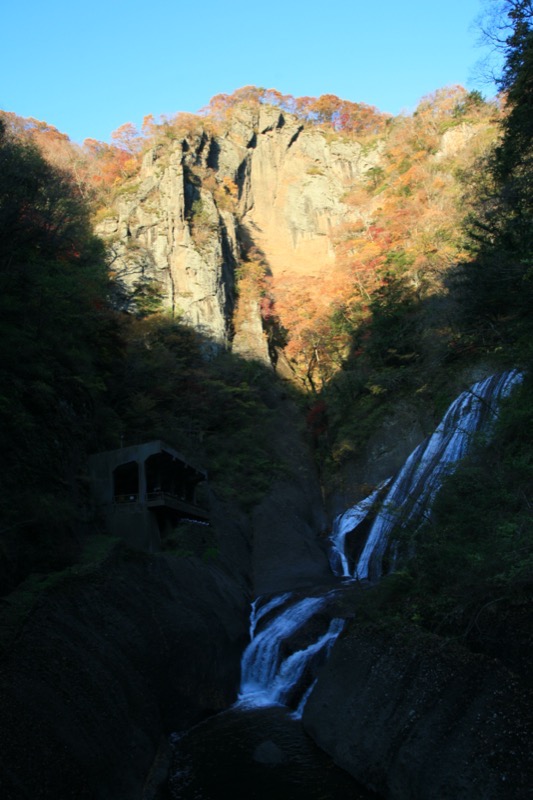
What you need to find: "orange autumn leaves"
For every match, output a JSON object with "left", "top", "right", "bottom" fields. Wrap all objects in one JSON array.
[
  {"left": 257, "top": 87, "right": 501, "bottom": 388},
  {"left": 2, "top": 85, "right": 501, "bottom": 392}
]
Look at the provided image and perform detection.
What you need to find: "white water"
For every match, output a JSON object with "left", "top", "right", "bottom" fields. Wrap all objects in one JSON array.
[
  {"left": 237, "top": 593, "right": 343, "bottom": 714},
  {"left": 328, "top": 482, "right": 388, "bottom": 578},
  {"left": 237, "top": 370, "right": 522, "bottom": 716},
  {"left": 331, "top": 370, "right": 523, "bottom": 582},
  {"left": 248, "top": 592, "right": 292, "bottom": 639}
]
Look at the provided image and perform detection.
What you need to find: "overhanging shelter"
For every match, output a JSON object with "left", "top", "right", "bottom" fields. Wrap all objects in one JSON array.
[{"left": 88, "top": 440, "right": 209, "bottom": 551}]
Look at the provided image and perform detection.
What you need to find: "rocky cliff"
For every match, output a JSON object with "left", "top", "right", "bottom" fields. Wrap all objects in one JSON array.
[
  {"left": 0, "top": 546, "right": 249, "bottom": 800},
  {"left": 98, "top": 104, "right": 381, "bottom": 357},
  {"left": 303, "top": 620, "right": 533, "bottom": 799},
  {"left": 97, "top": 99, "right": 497, "bottom": 403}
]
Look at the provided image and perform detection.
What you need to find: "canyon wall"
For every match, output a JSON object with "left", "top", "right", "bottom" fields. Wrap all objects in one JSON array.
[
  {"left": 1, "top": 103, "right": 517, "bottom": 799},
  {"left": 303, "top": 620, "right": 533, "bottom": 799},
  {"left": 97, "top": 105, "right": 381, "bottom": 354}
]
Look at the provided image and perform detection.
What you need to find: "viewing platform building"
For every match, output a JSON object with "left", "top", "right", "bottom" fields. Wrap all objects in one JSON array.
[{"left": 88, "top": 440, "right": 209, "bottom": 551}]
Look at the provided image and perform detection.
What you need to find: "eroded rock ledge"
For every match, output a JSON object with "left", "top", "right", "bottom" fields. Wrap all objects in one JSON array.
[
  {"left": 0, "top": 547, "right": 249, "bottom": 799},
  {"left": 303, "top": 620, "right": 533, "bottom": 799}
]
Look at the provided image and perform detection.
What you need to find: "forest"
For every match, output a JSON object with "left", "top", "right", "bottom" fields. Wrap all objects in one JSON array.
[
  {"left": 0, "top": 1, "right": 532, "bottom": 797},
  {"left": 1, "top": 0, "right": 532, "bottom": 635}
]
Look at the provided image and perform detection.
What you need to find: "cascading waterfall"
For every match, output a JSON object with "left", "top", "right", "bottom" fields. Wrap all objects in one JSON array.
[
  {"left": 328, "top": 482, "right": 388, "bottom": 578},
  {"left": 237, "top": 370, "right": 523, "bottom": 717},
  {"left": 331, "top": 369, "right": 523, "bottom": 582},
  {"left": 238, "top": 592, "right": 344, "bottom": 716},
  {"left": 248, "top": 592, "right": 292, "bottom": 640}
]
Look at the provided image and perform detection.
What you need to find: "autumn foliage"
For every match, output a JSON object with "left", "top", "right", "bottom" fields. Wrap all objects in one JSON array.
[
  {"left": 2, "top": 83, "right": 502, "bottom": 395},
  {"left": 0, "top": 112, "right": 145, "bottom": 207},
  {"left": 266, "top": 86, "right": 501, "bottom": 389},
  {"left": 201, "top": 85, "right": 388, "bottom": 135}
]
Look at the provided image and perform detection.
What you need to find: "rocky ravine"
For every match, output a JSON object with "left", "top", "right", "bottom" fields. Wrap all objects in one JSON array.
[
  {"left": 3, "top": 104, "right": 526, "bottom": 798},
  {"left": 0, "top": 392, "right": 332, "bottom": 799}
]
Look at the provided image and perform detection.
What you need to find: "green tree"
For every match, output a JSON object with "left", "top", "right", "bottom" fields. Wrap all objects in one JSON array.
[
  {"left": 0, "top": 120, "right": 111, "bottom": 592},
  {"left": 461, "top": 1, "right": 533, "bottom": 348}
]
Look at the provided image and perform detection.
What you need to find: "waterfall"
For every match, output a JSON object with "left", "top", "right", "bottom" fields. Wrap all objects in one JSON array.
[
  {"left": 328, "top": 482, "right": 388, "bottom": 578},
  {"left": 238, "top": 592, "right": 345, "bottom": 716},
  {"left": 248, "top": 592, "right": 292, "bottom": 639},
  {"left": 331, "top": 369, "right": 523, "bottom": 582},
  {"left": 237, "top": 370, "right": 522, "bottom": 717}
]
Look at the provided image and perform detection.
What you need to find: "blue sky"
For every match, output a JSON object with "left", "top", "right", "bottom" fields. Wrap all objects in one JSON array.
[{"left": 2, "top": 0, "right": 499, "bottom": 144}]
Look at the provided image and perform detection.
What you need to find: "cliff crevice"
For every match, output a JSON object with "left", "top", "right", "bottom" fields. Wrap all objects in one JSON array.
[{"left": 97, "top": 104, "right": 382, "bottom": 358}]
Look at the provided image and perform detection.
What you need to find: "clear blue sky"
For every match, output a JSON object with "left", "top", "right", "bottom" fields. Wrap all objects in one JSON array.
[{"left": 2, "top": 0, "right": 499, "bottom": 144}]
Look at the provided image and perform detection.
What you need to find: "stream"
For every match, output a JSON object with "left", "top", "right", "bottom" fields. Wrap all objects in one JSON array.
[{"left": 167, "top": 370, "right": 522, "bottom": 799}]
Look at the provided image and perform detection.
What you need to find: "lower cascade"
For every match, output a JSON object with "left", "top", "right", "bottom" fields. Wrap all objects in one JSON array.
[
  {"left": 236, "top": 370, "right": 523, "bottom": 716},
  {"left": 238, "top": 592, "right": 345, "bottom": 717}
]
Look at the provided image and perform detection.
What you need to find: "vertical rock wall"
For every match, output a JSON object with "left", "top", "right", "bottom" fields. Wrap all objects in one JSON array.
[
  {"left": 303, "top": 621, "right": 533, "bottom": 799},
  {"left": 97, "top": 105, "right": 382, "bottom": 357}
]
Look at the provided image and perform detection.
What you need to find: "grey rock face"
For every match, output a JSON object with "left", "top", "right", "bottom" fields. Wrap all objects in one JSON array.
[
  {"left": 303, "top": 621, "right": 533, "bottom": 799},
  {"left": 99, "top": 142, "right": 238, "bottom": 344},
  {"left": 97, "top": 105, "right": 382, "bottom": 357},
  {"left": 231, "top": 296, "right": 271, "bottom": 364}
]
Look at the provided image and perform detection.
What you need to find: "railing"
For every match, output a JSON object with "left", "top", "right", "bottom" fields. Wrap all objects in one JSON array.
[
  {"left": 145, "top": 491, "right": 209, "bottom": 519},
  {"left": 146, "top": 491, "right": 181, "bottom": 502},
  {"left": 113, "top": 491, "right": 208, "bottom": 518},
  {"left": 113, "top": 491, "right": 184, "bottom": 503}
]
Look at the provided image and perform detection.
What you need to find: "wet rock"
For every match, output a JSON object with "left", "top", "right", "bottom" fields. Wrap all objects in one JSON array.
[
  {"left": 168, "top": 705, "right": 377, "bottom": 799},
  {"left": 303, "top": 620, "right": 533, "bottom": 799},
  {"left": 253, "top": 739, "right": 286, "bottom": 764}
]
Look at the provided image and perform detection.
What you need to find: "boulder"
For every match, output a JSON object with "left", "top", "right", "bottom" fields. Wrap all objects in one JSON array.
[
  {"left": 0, "top": 547, "right": 249, "bottom": 799},
  {"left": 303, "top": 620, "right": 533, "bottom": 799}
]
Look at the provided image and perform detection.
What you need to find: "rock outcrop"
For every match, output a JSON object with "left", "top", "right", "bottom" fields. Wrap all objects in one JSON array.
[
  {"left": 169, "top": 705, "right": 373, "bottom": 799},
  {"left": 0, "top": 547, "right": 249, "bottom": 800},
  {"left": 210, "top": 389, "right": 332, "bottom": 597},
  {"left": 98, "top": 104, "right": 381, "bottom": 356},
  {"left": 303, "top": 621, "right": 533, "bottom": 799},
  {"left": 237, "top": 105, "right": 379, "bottom": 280},
  {"left": 98, "top": 142, "right": 239, "bottom": 344}
]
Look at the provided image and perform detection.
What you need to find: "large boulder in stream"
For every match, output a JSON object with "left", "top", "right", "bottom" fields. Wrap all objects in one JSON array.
[
  {"left": 0, "top": 544, "right": 249, "bottom": 800},
  {"left": 303, "top": 620, "right": 533, "bottom": 799}
]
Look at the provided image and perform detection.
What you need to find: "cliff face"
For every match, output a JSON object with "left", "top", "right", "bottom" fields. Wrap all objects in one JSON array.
[
  {"left": 236, "top": 105, "right": 378, "bottom": 279},
  {"left": 0, "top": 547, "right": 249, "bottom": 800},
  {"left": 303, "top": 621, "right": 533, "bottom": 799},
  {"left": 98, "top": 142, "right": 239, "bottom": 344},
  {"left": 98, "top": 105, "right": 380, "bottom": 354}
]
